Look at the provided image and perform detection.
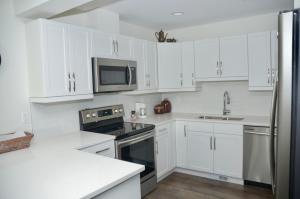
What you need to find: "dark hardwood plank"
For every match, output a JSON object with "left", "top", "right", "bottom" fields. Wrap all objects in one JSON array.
[{"left": 145, "top": 172, "right": 273, "bottom": 199}]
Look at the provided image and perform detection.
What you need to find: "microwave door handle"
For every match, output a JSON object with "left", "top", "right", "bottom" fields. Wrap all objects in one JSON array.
[
  {"left": 269, "top": 78, "right": 278, "bottom": 194},
  {"left": 128, "top": 64, "right": 132, "bottom": 87}
]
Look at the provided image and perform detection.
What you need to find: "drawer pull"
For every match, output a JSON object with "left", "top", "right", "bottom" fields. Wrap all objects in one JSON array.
[
  {"left": 158, "top": 128, "right": 167, "bottom": 132},
  {"left": 95, "top": 148, "right": 110, "bottom": 154}
]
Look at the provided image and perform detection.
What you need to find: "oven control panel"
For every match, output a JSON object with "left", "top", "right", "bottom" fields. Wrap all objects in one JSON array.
[{"left": 80, "top": 104, "right": 124, "bottom": 124}]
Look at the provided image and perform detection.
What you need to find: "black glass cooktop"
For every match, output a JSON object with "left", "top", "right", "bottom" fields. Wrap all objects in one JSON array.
[{"left": 86, "top": 122, "right": 155, "bottom": 140}]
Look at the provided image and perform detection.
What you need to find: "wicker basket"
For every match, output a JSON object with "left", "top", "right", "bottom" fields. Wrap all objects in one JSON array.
[{"left": 0, "top": 132, "right": 34, "bottom": 154}]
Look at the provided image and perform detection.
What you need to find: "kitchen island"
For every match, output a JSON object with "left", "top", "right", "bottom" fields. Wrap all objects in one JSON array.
[{"left": 0, "top": 131, "right": 144, "bottom": 199}]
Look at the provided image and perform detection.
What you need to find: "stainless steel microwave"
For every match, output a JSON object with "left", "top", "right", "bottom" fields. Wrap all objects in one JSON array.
[{"left": 92, "top": 58, "right": 137, "bottom": 93}]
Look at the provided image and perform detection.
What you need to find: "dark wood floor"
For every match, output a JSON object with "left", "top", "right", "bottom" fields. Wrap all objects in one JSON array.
[{"left": 145, "top": 172, "right": 273, "bottom": 199}]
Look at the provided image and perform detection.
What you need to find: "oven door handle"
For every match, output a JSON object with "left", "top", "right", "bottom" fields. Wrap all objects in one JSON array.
[
  {"left": 128, "top": 64, "right": 132, "bottom": 87},
  {"left": 117, "top": 131, "right": 154, "bottom": 147}
]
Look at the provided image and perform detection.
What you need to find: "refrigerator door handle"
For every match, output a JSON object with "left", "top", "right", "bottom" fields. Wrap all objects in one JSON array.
[{"left": 269, "top": 75, "right": 278, "bottom": 194}]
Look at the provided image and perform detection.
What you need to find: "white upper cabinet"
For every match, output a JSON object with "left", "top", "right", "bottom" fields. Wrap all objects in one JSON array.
[
  {"left": 195, "top": 38, "right": 220, "bottom": 79},
  {"left": 145, "top": 41, "right": 158, "bottom": 90},
  {"left": 91, "top": 31, "right": 114, "bottom": 58},
  {"left": 114, "top": 35, "right": 133, "bottom": 59},
  {"left": 248, "top": 31, "right": 278, "bottom": 91},
  {"left": 219, "top": 35, "right": 248, "bottom": 79},
  {"left": 195, "top": 36, "right": 248, "bottom": 81},
  {"left": 133, "top": 39, "right": 147, "bottom": 91},
  {"left": 157, "top": 42, "right": 197, "bottom": 91},
  {"left": 182, "top": 42, "right": 196, "bottom": 88},
  {"left": 68, "top": 25, "right": 93, "bottom": 95},
  {"left": 26, "top": 19, "right": 93, "bottom": 103},
  {"left": 157, "top": 43, "right": 182, "bottom": 89},
  {"left": 41, "top": 20, "right": 70, "bottom": 97},
  {"left": 91, "top": 31, "right": 133, "bottom": 60}
]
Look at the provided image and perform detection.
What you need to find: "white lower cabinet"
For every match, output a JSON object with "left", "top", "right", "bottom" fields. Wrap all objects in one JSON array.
[
  {"left": 155, "top": 122, "right": 175, "bottom": 180},
  {"left": 93, "top": 175, "right": 141, "bottom": 199},
  {"left": 176, "top": 121, "right": 243, "bottom": 180},
  {"left": 79, "top": 140, "right": 115, "bottom": 158},
  {"left": 175, "top": 122, "right": 187, "bottom": 168},
  {"left": 187, "top": 131, "right": 214, "bottom": 173},
  {"left": 213, "top": 133, "right": 243, "bottom": 178}
]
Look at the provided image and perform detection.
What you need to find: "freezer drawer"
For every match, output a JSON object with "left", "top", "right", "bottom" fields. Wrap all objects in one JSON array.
[{"left": 243, "top": 126, "right": 273, "bottom": 185}]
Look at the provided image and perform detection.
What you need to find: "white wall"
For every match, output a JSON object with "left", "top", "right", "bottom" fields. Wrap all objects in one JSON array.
[
  {"left": 295, "top": 0, "right": 300, "bottom": 8},
  {"left": 162, "top": 82, "right": 271, "bottom": 116},
  {"left": 54, "top": 9, "right": 120, "bottom": 34},
  {"left": 167, "top": 13, "right": 278, "bottom": 41},
  {"left": 0, "top": 0, "right": 31, "bottom": 133},
  {"left": 30, "top": 94, "right": 161, "bottom": 139},
  {"left": 120, "top": 21, "right": 156, "bottom": 41},
  {"left": 162, "top": 13, "right": 277, "bottom": 116}
]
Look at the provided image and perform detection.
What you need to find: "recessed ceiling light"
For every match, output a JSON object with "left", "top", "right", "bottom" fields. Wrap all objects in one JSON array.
[{"left": 171, "top": 12, "right": 184, "bottom": 16}]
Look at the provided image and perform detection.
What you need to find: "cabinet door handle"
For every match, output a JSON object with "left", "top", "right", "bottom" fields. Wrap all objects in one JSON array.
[
  {"left": 158, "top": 128, "right": 167, "bottom": 133},
  {"left": 69, "top": 80, "right": 71, "bottom": 92},
  {"left": 214, "top": 137, "right": 216, "bottom": 150},
  {"left": 184, "top": 125, "right": 187, "bottom": 137},
  {"left": 73, "top": 73, "right": 76, "bottom": 92},
  {"left": 155, "top": 141, "right": 159, "bottom": 154},
  {"left": 267, "top": 68, "right": 270, "bottom": 84},
  {"left": 112, "top": 40, "right": 116, "bottom": 53},
  {"left": 116, "top": 40, "right": 119, "bottom": 54},
  {"left": 95, "top": 148, "right": 110, "bottom": 154},
  {"left": 216, "top": 61, "right": 219, "bottom": 75},
  {"left": 68, "top": 73, "right": 71, "bottom": 92},
  {"left": 210, "top": 136, "right": 212, "bottom": 150}
]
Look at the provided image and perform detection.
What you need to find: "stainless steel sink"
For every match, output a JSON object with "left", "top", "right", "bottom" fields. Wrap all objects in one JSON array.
[{"left": 198, "top": 115, "right": 244, "bottom": 121}]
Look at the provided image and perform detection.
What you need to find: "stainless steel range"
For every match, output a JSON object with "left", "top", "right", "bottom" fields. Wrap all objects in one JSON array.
[{"left": 79, "top": 105, "right": 157, "bottom": 197}]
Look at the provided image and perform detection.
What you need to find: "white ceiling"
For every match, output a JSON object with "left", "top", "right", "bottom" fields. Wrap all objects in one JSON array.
[{"left": 103, "top": 0, "right": 293, "bottom": 30}]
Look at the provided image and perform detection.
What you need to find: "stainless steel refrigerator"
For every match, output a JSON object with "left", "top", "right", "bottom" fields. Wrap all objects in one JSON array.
[{"left": 271, "top": 9, "right": 300, "bottom": 199}]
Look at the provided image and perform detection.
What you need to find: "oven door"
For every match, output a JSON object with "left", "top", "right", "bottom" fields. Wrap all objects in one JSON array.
[
  {"left": 116, "top": 131, "right": 156, "bottom": 182},
  {"left": 92, "top": 58, "right": 137, "bottom": 93}
]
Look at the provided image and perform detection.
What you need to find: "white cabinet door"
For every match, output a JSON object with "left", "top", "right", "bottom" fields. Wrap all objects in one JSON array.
[
  {"left": 68, "top": 25, "right": 93, "bottom": 95},
  {"left": 43, "top": 20, "right": 70, "bottom": 97},
  {"left": 219, "top": 35, "right": 248, "bottom": 78},
  {"left": 156, "top": 130, "right": 169, "bottom": 178},
  {"left": 115, "top": 35, "right": 133, "bottom": 59},
  {"left": 157, "top": 43, "right": 182, "bottom": 89},
  {"left": 175, "top": 122, "right": 187, "bottom": 168},
  {"left": 213, "top": 133, "right": 243, "bottom": 178},
  {"left": 133, "top": 39, "right": 147, "bottom": 90},
  {"left": 194, "top": 38, "right": 219, "bottom": 79},
  {"left": 187, "top": 131, "right": 214, "bottom": 173},
  {"left": 91, "top": 31, "right": 114, "bottom": 58},
  {"left": 182, "top": 42, "right": 195, "bottom": 88},
  {"left": 248, "top": 32, "right": 272, "bottom": 89},
  {"left": 145, "top": 41, "right": 158, "bottom": 90}
]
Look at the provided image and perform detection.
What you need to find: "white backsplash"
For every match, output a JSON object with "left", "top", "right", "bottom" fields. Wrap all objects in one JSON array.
[
  {"left": 162, "top": 81, "right": 272, "bottom": 116},
  {"left": 30, "top": 93, "right": 161, "bottom": 139}
]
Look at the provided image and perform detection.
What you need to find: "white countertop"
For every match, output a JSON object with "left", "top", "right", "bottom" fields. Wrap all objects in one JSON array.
[
  {"left": 0, "top": 131, "right": 144, "bottom": 199},
  {"left": 128, "top": 112, "right": 270, "bottom": 127}
]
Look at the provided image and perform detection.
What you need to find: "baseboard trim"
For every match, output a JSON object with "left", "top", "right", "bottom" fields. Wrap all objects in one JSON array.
[{"left": 174, "top": 168, "right": 244, "bottom": 185}]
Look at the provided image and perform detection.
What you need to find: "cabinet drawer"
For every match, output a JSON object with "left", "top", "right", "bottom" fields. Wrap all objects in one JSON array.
[
  {"left": 214, "top": 123, "right": 243, "bottom": 135},
  {"left": 187, "top": 122, "right": 213, "bottom": 133},
  {"left": 80, "top": 140, "right": 115, "bottom": 158},
  {"left": 156, "top": 123, "right": 171, "bottom": 136}
]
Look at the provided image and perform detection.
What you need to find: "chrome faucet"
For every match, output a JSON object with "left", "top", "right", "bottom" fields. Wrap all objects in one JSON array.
[{"left": 223, "top": 91, "right": 231, "bottom": 115}]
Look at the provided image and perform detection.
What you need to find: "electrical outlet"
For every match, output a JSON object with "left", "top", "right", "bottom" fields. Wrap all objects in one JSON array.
[{"left": 21, "top": 112, "right": 29, "bottom": 124}]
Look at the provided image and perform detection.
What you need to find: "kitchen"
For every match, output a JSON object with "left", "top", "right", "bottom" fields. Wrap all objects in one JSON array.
[{"left": 0, "top": 0, "right": 299, "bottom": 198}]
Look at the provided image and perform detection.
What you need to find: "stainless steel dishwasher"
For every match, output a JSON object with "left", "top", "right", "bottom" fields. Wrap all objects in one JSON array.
[{"left": 243, "top": 126, "right": 276, "bottom": 185}]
